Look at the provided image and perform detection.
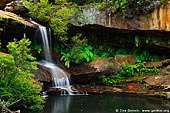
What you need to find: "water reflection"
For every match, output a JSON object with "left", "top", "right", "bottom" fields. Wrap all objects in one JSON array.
[
  {"left": 43, "top": 94, "right": 170, "bottom": 113},
  {"left": 43, "top": 95, "right": 71, "bottom": 113}
]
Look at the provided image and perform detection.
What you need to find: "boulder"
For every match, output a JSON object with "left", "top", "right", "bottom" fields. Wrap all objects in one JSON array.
[
  {"left": 88, "top": 55, "right": 136, "bottom": 73},
  {"left": 144, "top": 75, "right": 166, "bottom": 87},
  {"left": 33, "top": 63, "right": 52, "bottom": 82},
  {"left": 89, "top": 57, "right": 116, "bottom": 73},
  {"left": 145, "top": 59, "right": 170, "bottom": 68},
  {"left": 69, "top": 55, "right": 136, "bottom": 84},
  {"left": 5, "top": 0, "right": 28, "bottom": 14},
  {"left": 144, "top": 63, "right": 170, "bottom": 90},
  {"left": 113, "top": 55, "right": 136, "bottom": 66}
]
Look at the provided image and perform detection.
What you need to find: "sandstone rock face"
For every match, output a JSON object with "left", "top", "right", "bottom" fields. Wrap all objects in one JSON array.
[
  {"left": 0, "top": 10, "right": 37, "bottom": 27},
  {"left": 71, "top": 1, "right": 170, "bottom": 32},
  {"left": 114, "top": 55, "right": 136, "bottom": 66}
]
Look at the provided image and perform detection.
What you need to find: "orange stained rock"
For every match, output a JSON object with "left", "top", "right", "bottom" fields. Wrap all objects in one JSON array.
[
  {"left": 150, "top": 1, "right": 170, "bottom": 31},
  {"left": 160, "top": 2, "right": 170, "bottom": 30}
]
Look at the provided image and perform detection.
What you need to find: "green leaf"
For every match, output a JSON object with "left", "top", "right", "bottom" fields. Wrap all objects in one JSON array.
[{"left": 135, "top": 35, "right": 139, "bottom": 47}]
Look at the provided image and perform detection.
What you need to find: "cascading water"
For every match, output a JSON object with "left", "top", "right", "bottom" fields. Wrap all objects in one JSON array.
[
  {"left": 39, "top": 26, "right": 52, "bottom": 62},
  {"left": 37, "top": 25, "right": 73, "bottom": 95}
]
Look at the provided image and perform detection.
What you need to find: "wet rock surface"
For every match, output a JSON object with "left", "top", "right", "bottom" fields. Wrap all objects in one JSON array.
[
  {"left": 35, "top": 57, "right": 170, "bottom": 99},
  {"left": 33, "top": 63, "right": 52, "bottom": 82}
]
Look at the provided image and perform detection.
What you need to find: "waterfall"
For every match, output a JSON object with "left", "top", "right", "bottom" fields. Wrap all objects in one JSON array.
[
  {"left": 37, "top": 25, "right": 73, "bottom": 95},
  {"left": 39, "top": 26, "right": 52, "bottom": 62}
]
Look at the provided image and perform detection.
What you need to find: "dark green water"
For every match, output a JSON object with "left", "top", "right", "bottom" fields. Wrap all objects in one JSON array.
[
  {"left": 28, "top": 16, "right": 170, "bottom": 113},
  {"left": 41, "top": 94, "right": 170, "bottom": 113}
]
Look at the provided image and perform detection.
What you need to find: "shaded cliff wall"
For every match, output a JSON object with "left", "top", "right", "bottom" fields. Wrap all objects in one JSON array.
[
  {"left": 71, "top": 1, "right": 170, "bottom": 31},
  {"left": 69, "top": 25, "right": 170, "bottom": 55},
  {"left": 69, "top": 1, "right": 170, "bottom": 54}
]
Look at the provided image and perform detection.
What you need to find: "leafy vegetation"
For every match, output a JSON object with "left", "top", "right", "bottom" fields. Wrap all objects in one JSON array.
[
  {"left": 69, "top": 0, "right": 166, "bottom": 18},
  {"left": 22, "top": 0, "right": 163, "bottom": 68},
  {"left": 101, "top": 62, "right": 159, "bottom": 85},
  {"left": 61, "top": 43, "right": 95, "bottom": 68},
  {"left": 0, "top": 36, "right": 44, "bottom": 111},
  {"left": 60, "top": 34, "right": 94, "bottom": 67},
  {"left": 93, "top": 42, "right": 158, "bottom": 63},
  {"left": 135, "top": 35, "right": 139, "bottom": 47},
  {"left": 92, "top": 43, "right": 115, "bottom": 58},
  {"left": 22, "top": 0, "right": 74, "bottom": 41},
  {"left": 32, "top": 44, "right": 42, "bottom": 54},
  {"left": 0, "top": 27, "right": 2, "bottom": 49},
  {"left": 60, "top": 35, "right": 159, "bottom": 68}
]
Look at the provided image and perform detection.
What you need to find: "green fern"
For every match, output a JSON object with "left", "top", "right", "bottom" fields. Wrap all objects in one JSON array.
[
  {"left": 146, "top": 36, "right": 150, "bottom": 44},
  {"left": 61, "top": 43, "right": 95, "bottom": 68},
  {"left": 135, "top": 35, "right": 140, "bottom": 47},
  {"left": 33, "top": 44, "right": 42, "bottom": 54}
]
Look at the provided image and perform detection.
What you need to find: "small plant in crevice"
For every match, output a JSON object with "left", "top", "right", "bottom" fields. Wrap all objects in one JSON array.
[
  {"left": 135, "top": 35, "right": 140, "bottom": 47},
  {"left": 143, "top": 82, "right": 150, "bottom": 89},
  {"left": 145, "top": 36, "right": 151, "bottom": 44}
]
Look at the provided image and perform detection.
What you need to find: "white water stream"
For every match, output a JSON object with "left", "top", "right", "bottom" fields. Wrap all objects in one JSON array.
[{"left": 38, "top": 25, "right": 73, "bottom": 95}]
